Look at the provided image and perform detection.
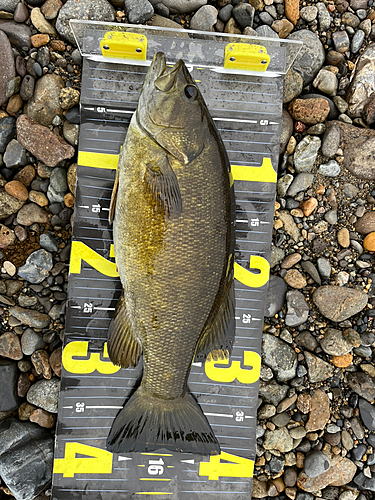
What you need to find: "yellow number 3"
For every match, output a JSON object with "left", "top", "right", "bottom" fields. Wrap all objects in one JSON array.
[{"left": 205, "top": 350, "right": 261, "bottom": 384}]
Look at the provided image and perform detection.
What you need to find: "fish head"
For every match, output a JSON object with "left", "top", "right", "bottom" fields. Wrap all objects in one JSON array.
[{"left": 137, "top": 52, "right": 208, "bottom": 165}]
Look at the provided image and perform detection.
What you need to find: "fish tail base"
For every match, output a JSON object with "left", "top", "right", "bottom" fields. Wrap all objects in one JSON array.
[{"left": 106, "top": 386, "right": 220, "bottom": 455}]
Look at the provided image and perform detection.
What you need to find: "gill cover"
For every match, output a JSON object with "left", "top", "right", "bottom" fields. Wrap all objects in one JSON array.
[{"left": 137, "top": 52, "right": 208, "bottom": 165}]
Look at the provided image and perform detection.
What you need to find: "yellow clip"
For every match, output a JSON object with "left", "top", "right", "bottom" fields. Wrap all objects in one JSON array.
[
  {"left": 100, "top": 31, "right": 147, "bottom": 60},
  {"left": 224, "top": 43, "right": 270, "bottom": 72}
]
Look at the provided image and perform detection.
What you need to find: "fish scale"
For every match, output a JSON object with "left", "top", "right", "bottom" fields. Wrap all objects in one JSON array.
[{"left": 52, "top": 21, "right": 302, "bottom": 500}]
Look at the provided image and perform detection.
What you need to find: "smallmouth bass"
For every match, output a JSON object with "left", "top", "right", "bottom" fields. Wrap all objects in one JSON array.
[{"left": 107, "top": 52, "right": 235, "bottom": 455}]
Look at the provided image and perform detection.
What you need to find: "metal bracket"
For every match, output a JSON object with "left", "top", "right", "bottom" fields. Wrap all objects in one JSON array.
[
  {"left": 224, "top": 43, "right": 270, "bottom": 72},
  {"left": 100, "top": 31, "right": 147, "bottom": 60}
]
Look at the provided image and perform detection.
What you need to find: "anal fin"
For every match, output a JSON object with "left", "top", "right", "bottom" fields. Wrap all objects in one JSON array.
[
  {"left": 194, "top": 278, "right": 235, "bottom": 362},
  {"left": 108, "top": 293, "right": 142, "bottom": 369}
]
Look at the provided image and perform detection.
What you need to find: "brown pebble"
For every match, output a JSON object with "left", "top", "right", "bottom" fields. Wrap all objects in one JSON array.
[
  {"left": 31, "top": 349, "right": 52, "bottom": 379},
  {"left": 14, "top": 225, "right": 27, "bottom": 242},
  {"left": 297, "top": 393, "right": 311, "bottom": 414},
  {"left": 224, "top": 17, "right": 241, "bottom": 34},
  {"left": 5, "top": 180, "right": 29, "bottom": 201},
  {"left": 67, "top": 163, "right": 77, "bottom": 194},
  {"left": 49, "top": 346, "right": 62, "bottom": 377},
  {"left": 272, "top": 18, "right": 294, "bottom": 38},
  {"left": 41, "top": 0, "right": 63, "bottom": 20},
  {"left": 17, "top": 372, "right": 31, "bottom": 397},
  {"left": 0, "top": 332, "right": 23, "bottom": 360},
  {"left": 326, "top": 50, "right": 345, "bottom": 66},
  {"left": 301, "top": 197, "right": 318, "bottom": 216},
  {"left": 355, "top": 211, "right": 375, "bottom": 235},
  {"left": 281, "top": 252, "right": 301, "bottom": 269},
  {"left": 289, "top": 98, "right": 330, "bottom": 125},
  {"left": 29, "top": 190, "right": 48, "bottom": 207},
  {"left": 6, "top": 94, "right": 23, "bottom": 116},
  {"left": 331, "top": 353, "right": 353, "bottom": 367},
  {"left": 306, "top": 389, "right": 330, "bottom": 432},
  {"left": 64, "top": 192, "right": 74, "bottom": 208},
  {"left": 31, "top": 34, "right": 50, "bottom": 47},
  {"left": 285, "top": 0, "right": 299, "bottom": 24},
  {"left": 50, "top": 39, "right": 65, "bottom": 51},
  {"left": 0, "top": 224, "right": 16, "bottom": 249},
  {"left": 18, "top": 402, "right": 36, "bottom": 421},
  {"left": 284, "top": 269, "right": 307, "bottom": 289},
  {"left": 29, "top": 408, "right": 56, "bottom": 428},
  {"left": 14, "top": 165, "right": 36, "bottom": 187},
  {"left": 363, "top": 232, "right": 375, "bottom": 251},
  {"left": 337, "top": 227, "right": 350, "bottom": 247},
  {"left": 296, "top": 452, "right": 304, "bottom": 468}
]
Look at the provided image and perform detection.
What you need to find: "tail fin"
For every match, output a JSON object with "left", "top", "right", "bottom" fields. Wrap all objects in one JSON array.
[{"left": 106, "top": 386, "right": 220, "bottom": 455}]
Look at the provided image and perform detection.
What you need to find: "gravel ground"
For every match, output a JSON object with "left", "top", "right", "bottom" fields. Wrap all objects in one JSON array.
[{"left": 0, "top": 0, "right": 375, "bottom": 499}]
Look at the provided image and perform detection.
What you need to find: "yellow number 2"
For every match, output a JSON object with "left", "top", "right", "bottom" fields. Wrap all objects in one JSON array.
[
  {"left": 70, "top": 241, "right": 118, "bottom": 277},
  {"left": 199, "top": 452, "right": 254, "bottom": 480},
  {"left": 54, "top": 443, "right": 113, "bottom": 478},
  {"left": 205, "top": 351, "right": 260, "bottom": 384},
  {"left": 234, "top": 255, "right": 270, "bottom": 288},
  {"left": 62, "top": 341, "right": 120, "bottom": 374}
]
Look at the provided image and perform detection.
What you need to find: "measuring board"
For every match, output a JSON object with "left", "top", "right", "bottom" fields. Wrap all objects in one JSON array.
[{"left": 52, "top": 22, "right": 302, "bottom": 500}]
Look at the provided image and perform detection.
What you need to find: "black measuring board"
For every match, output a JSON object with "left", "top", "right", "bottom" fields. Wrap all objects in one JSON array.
[{"left": 52, "top": 53, "right": 283, "bottom": 499}]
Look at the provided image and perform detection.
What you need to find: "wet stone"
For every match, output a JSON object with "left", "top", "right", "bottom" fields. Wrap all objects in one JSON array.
[
  {"left": 313, "top": 285, "right": 368, "bottom": 322},
  {"left": 0, "top": 116, "right": 16, "bottom": 153},
  {"left": 264, "top": 275, "right": 287, "bottom": 317},
  {"left": 293, "top": 135, "right": 321, "bottom": 173},
  {"left": 305, "top": 352, "right": 333, "bottom": 383},
  {"left": 9, "top": 305, "right": 50, "bottom": 329},
  {"left": 232, "top": 2, "right": 255, "bottom": 28},
  {"left": 318, "top": 160, "right": 340, "bottom": 177},
  {"left": 285, "top": 290, "right": 309, "bottom": 327},
  {"left": 313, "top": 69, "right": 337, "bottom": 96},
  {"left": 262, "top": 333, "right": 297, "bottom": 382},
  {"left": 16, "top": 203, "right": 48, "bottom": 225},
  {"left": 0, "top": 359, "right": 20, "bottom": 411},
  {"left": 21, "top": 328, "right": 46, "bottom": 356},
  {"left": 288, "top": 30, "right": 325, "bottom": 85},
  {"left": 0, "top": 29, "right": 15, "bottom": 106},
  {"left": 287, "top": 173, "right": 314, "bottom": 197},
  {"left": 0, "top": 332, "right": 22, "bottom": 360},
  {"left": 18, "top": 249, "right": 53, "bottom": 284},
  {"left": 27, "top": 377, "right": 60, "bottom": 413},
  {"left": 304, "top": 451, "right": 331, "bottom": 478},
  {"left": 347, "top": 372, "right": 375, "bottom": 403}
]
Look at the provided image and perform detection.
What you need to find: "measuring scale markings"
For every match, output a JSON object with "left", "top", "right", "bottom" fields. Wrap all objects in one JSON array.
[{"left": 52, "top": 42, "right": 285, "bottom": 498}]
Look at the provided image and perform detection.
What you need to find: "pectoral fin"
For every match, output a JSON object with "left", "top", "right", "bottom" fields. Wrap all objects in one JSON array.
[
  {"left": 194, "top": 277, "right": 235, "bottom": 362},
  {"left": 143, "top": 156, "right": 182, "bottom": 217},
  {"left": 109, "top": 167, "right": 119, "bottom": 225},
  {"left": 108, "top": 293, "right": 142, "bottom": 369}
]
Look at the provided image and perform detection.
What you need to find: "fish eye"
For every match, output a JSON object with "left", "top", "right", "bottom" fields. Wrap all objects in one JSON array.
[{"left": 184, "top": 85, "right": 198, "bottom": 100}]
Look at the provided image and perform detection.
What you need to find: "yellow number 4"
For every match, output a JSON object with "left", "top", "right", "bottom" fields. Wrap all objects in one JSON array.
[
  {"left": 199, "top": 452, "right": 254, "bottom": 480},
  {"left": 54, "top": 443, "right": 113, "bottom": 478}
]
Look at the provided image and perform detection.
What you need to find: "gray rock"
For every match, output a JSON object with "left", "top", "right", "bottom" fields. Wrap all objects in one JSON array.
[
  {"left": 259, "top": 380, "right": 289, "bottom": 405},
  {"left": 232, "top": 2, "right": 254, "bottom": 28},
  {"left": 20, "top": 75, "right": 35, "bottom": 101},
  {"left": 264, "top": 275, "right": 287, "bottom": 317},
  {"left": 0, "top": 29, "right": 15, "bottom": 107},
  {"left": 320, "top": 328, "right": 354, "bottom": 356},
  {"left": 324, "top": 209, "right": 337, "bottom": 225},
  {"left": 218, "top": 4, "right": 232, "bottom": 22},
  {"left": 24, "top": 73, "right": 64, "bottom": 127},
  {"left": 305, "top": 352, "right": 334, "bottom": 383},
  {"left": 313, "top": 69, "right": 337, "bottom": 95},
  {"left": 18, "top": 249, "right": 53, "bottom": 284},
  {"left": 287, "top": 173, "right": 315, "bottom": 197},
  {"left": 318, "top": 160, "right": 340, "bottom": 177},
  {"left": 285, "top": 290, "right": 309, "bottom": 327},
  {"left": 0, "top": 0, "right": 19, "bottom": 12},
  {"left": 304, "top": 450, "right": 331, "bottom": 478},
  {"left": 21, "top": 328, "right": 46, "bottom": 356},
  {"left": 0, "top": 116, "right": 16, "bottom": 153},
  {"left": 313, "top": 285, "right": 368, "bottom": 322},
  {"left": 262, "top": 334, "right": 297, "bottom": 382},
  {"left": 56, "top": 0, "right": 116, "bottom": 44},
  {"left": 287, "top": 30, "right": 325, "bottom": 85},
  {"left": 263, "top": 427, "right": 294, "bottom": 453},
  {"left": 149, "top": 0, "right": 206, "bottom": 14},
  {"left": 125, "top": 0, "right": 154, "bottom": 23},
  {"left": 348, "top": 372, "right": 375, "bottom": 403},
  {"left": 301, "top": 261, "right": 321, "bottom": 284},
  {"left": 0, "top": 20, "right": 31, "bottom": 50},
  {"left": 63, "top": 120, "right": 79, "bottom": 146},
  {"left": 359, "top": 398, "right": 375, "bottom": 430},
  {"left": 354, "top": 472, "right": 375, "bottom": 492},
  {"left": 347, "top": 43, "right": 375, "bottom": 118},
  {"left": 352, "top": 29, "right": 365, "bottom": 54},
  {"left": 293, "top": 135, "right": 321, "bottom": 173},
  {"left": 332, "top": 30, "right": 350, "bottom": 53},
  {"left": 277, "top": 174, "right": 294, "bottom": 197},
  {"left": 0, "top": 419, "right": 53, "bottom": 500},
  {"left": 316, "top": 2, "right": 331, "bottom": 31},
  {"left": 3, "top": 139, "right": 27, "bottom": 169},
  {"left": 270, "top": 246, "right": 285, "bottom": 268},
  {"left": 40, "top": 233, "right": 58, "bottom": 252},
  {"left": 280, "top": 109, "right": 294, "bottom": 154},
  {"left": 353, "top": 345, "right": 372, "bottom": 357},
  {"left": 190, "top": 5, "right": 217, "bottom": 31},
  {"left": 300, "top": 6, "right": 318, "bottom": 22},
  {"left": 16, "top": 203, "right": 48, "bottom": 226},
  {"left": 0, "top": 360, "right": 20, "bottom": 411},
  {"left": 47, "top": 167, "right": 68, "bottom": 203},
  {"left": 27, "top": 377, "right": 60, "bottom": 412},
  {"left": 255, "top": 24, "right": 278, "bottom": 37},
  {"left": 9, "top": 306, "right": 50, "bottom": 329},
  {"left": 343, "top": 183, "right": 359, "bottom": 198},
  {"left": 259, "top": 11, "right": 273, "bottom": 25},
  {"left": 295, "top": 330, "right": 318, "bottom": 351},
  {"left": 283, "top": 68, "right": 304, "bottom": 104}
]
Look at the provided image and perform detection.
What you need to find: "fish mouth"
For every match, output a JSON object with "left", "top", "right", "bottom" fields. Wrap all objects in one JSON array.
[{"left": 151, "top": 53, "right": 184, "bottom": 92}]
